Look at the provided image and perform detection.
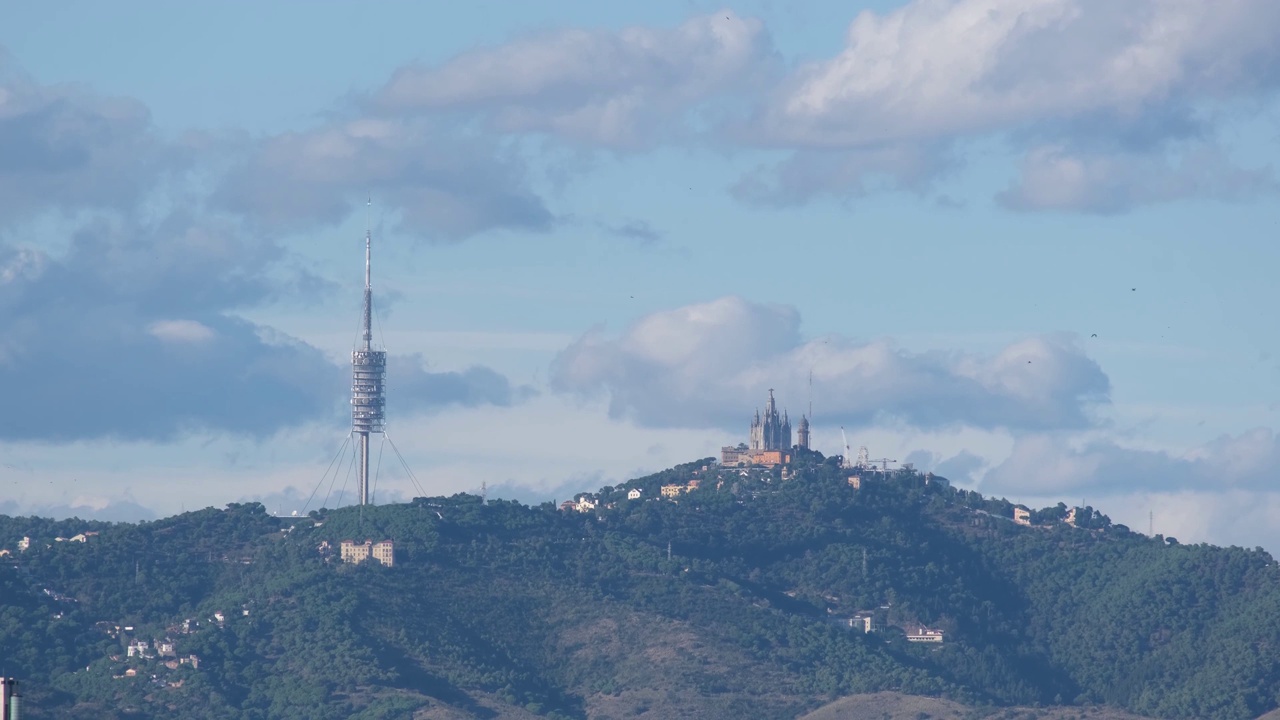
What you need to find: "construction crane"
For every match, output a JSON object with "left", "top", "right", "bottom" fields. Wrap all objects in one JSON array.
[
  {"left": 866, "top": 457, "right": 897, "bottom": 475},
  {"left": 840, "top": 427, "right": 854, "bottom": 469}
]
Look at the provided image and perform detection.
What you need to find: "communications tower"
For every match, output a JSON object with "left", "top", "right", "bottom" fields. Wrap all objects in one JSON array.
[
  {"left": 351, "top": 209, "right": 386, "bottom": 506},
  {"left": 1, "top": 677, "right": 20, "bottom": 720}
]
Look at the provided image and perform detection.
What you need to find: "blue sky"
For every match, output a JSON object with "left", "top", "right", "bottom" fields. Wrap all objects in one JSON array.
[{"left": 4, "top": 0, "right": 1280, "bottom": 549}]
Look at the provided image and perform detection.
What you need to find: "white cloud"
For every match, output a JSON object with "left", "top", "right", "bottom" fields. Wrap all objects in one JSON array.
[
  {"left": 0, "top": 50, "right": 185, "bottom": 224},
  {"left": 148, "top": 319, "right": 215, "bottom": 344},
  {"left": 215, "top": 117, "right": 554, "bottom": 240},
  {"left": 374, "top": 9, "right": 774, "bottom": 148},
  {"left": 998, "top": 143, "right": 1275, "bottom": 212},
  {"left": 980, "top": 426, "right": 1280, "bottom": 495},
  {"left": 739, "top": 0, "right": 1280, "bottom": 208},
  {"left": 0, "top": 212, "right": 528, "bottom": 442},
  {"left": 757, "top": 0, "right": 1280, "bottom": 148},
  {"left": 551, "top": 296, "right": 1109, "bottom": 432}
]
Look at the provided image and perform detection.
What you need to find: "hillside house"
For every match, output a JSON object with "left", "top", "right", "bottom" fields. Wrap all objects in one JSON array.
[
  {"left": 1013, "top": 507, "right": 1031, "bottom": 526},
  {"left": 906, "top": 627, "right": 944, "bottom": 643}
]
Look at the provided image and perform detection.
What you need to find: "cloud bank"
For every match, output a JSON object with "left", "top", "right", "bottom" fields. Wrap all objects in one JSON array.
[
  {"left": 0, "top": 213, "right": 527, "bottom": 442},
  {"left": 551, "top": 296, "right": 1109, "bottom": 432},
  {"left": 374, "top": 9, "right": 774, "bottom": 149},
  {"left": 737, "top": 0, "right": 1280, "bottom": 208},
  {"left": 982, "top": 427, "right": 1280, "bottom": 495}
]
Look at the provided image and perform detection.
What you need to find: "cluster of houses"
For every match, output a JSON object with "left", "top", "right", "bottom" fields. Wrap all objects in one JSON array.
[
  {"left": 829, "top": 611, "right": 946, "bottom": 644},
  {"left": 0, "top": 532, "right": 101, "bottom": 558},
  {"left": 1013, "top": 505, "right": 1077, "bottom": 528},
  {"left": 105, "top": 627, "right": 202, "bottom": 682},
  {"left": 560, "top": 462, "right": 770, "bottom": 512},
  {"left": 100, "top": 604, "right": 255, "bottom": 682}
]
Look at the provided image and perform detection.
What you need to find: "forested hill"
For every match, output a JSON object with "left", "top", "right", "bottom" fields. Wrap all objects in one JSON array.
[{"left": 4, "top": 452, "right": 1280, "bottom": 720}]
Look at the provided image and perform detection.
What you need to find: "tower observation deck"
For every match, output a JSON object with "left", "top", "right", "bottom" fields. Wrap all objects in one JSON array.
[{"left": 352, "top": 219, "right": 386, "bottom": 506}]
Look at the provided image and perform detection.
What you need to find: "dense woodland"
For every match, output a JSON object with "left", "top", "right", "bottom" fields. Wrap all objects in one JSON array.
[{"left": 3, "top": 452, "right": 1280, "bottom": 719}]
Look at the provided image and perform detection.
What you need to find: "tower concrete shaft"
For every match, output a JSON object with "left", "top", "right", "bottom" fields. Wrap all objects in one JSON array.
[
  {"left": 352, "top": 222, "right": 386, "bottom": 506},
  {"left": 1, "top": 677, "right": 19, "bottom": 720}
]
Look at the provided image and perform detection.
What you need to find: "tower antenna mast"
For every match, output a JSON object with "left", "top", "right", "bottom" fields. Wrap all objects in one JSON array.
[{"left": 351, "top": 198, "right": 387, "bottom": 506}]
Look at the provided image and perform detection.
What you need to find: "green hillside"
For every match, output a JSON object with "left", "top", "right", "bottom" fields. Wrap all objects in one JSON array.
[{"left": 3, "top": 452, "right": 1280, "bottom": 719}]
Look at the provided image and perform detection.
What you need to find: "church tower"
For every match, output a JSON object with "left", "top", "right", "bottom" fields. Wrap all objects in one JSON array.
[{"left": 750, "top": 389, "right": 792, "bottom": 451}]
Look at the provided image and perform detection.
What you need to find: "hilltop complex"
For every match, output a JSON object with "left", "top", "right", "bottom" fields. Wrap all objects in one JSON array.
[{"left": 721, "top": 389, "right": 811, "bottom": 467}]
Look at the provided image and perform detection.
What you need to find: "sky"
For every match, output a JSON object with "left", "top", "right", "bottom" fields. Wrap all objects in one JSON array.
[{"left": 4, "top": 0, "right": 1280, "bottom": 550}]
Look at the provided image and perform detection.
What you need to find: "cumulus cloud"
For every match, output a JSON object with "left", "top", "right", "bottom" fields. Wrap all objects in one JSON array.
[
  {"left": 213, "top": 10, "right": 776, "bottom": 239},
  {"left": 0, "top": 51, "right": 187, "bottom": 224},
  {"left": 981, "top": 427, "right": 1280, "bottom": 495},
  {"left": 756, "top": 0, "right": 1280, "bottom": 147},
  {"left": 374, "top": 9, "right": 774, "bottom": 149},
  {"left": 998, "top": 143, "right": 1275, "bottom": 212},
  {"left": 0, "top": 214, "right": 527, "bottom": 442},
  {"left": 148, "top": 319, "right": 216, "bottom": 344},
  {"left": 551, "top": 296, "right": 1109, "bottom": 432},
  {"left": 739, "top": 0, "right": 1280, "bottom": 208},
  {"left": 214, "top": 117, "right": 553, "bottom": 241},
  {"left": 390, "top": 354, "right": 534, "bottom": 415}
]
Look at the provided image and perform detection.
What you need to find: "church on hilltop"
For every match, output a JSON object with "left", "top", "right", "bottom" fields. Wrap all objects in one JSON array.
[
  {"left": 722, "top": 389, "right": 810, "bottom": 467},
  {"left": 750, "top": 389, "right": 791, "bottom": 451}
]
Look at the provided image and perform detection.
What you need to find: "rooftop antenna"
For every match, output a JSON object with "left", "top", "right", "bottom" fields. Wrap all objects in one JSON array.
[
  {"left": 352, "top": 197, "right": 387, "bottom": 506},
  {"left": 808, "top": 369, "right": 813, "bottom": 422}
]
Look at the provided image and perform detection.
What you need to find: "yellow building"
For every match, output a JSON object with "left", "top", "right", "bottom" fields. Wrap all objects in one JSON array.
[
  {"left": 340, "top": 539, "right": 395, "bottom": 567},
  {"left": 752, "top": 450, "right": 789, "bottom": 467},
  {"left": 661, "top": 484, "right": 684, "bottom": 498},
  {"left": 1013, "top": 507, "right": 1031, "bottom": 527}
]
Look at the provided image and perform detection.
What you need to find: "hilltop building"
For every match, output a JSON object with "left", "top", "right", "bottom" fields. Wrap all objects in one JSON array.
[
  {"left": 750, "top": 389, "right": 791, "bottom": 451},
  {"left": 721, "top": 389, "right": 810, "bottom": 467},
  {"left": 340, "top": 539, "right": 394, "bottom": 567}
]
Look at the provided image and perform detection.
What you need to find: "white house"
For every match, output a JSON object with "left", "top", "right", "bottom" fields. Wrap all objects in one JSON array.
[{"left": 906, "top": 627, "right": 944, "bottom": 643}]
